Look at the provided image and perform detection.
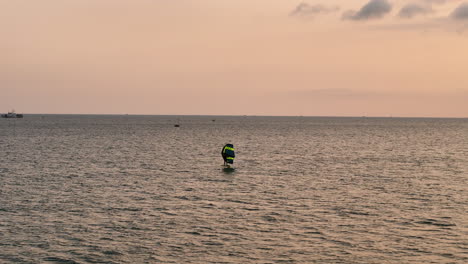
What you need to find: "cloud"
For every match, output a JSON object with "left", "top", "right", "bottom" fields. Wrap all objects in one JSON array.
[
  {"left": 424, "top": 0, "right": 448, "bottom": 5},
  {"left": 398, "top": 4, "right": 433, "bottom": 19},
  {"left": 451, "top": 2, "right": 468, "bottom": 20},
  {"left": 290, "top": 88, "right": 382, "bottom": 99},
  {"left": 290, "top": 2, "right": 339, "bottom": 18},
  {"left": 368, "top": 19, "right": 445, "bottom": 31},
  {"left": 342, "top": 0, "right": 392, "bottom": 21}
]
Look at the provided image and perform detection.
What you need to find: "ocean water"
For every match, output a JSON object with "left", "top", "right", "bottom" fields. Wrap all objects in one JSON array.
[{"left": 1, "top": 115, "right": 467, "bottom": 264}]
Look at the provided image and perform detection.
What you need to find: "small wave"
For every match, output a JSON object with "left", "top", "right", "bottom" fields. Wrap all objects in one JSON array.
[
  {"left": 43, "top": 256, "right": 80, "bottom": 264},
  {"left": 202, "top": 241, "right": 224, "bottom": 246},
  {"left": 102, "top": 250, "right": 122, "bottom": 256},
  {"left": 242, "top": 207, "right": 260, "bottom": 211},
  {"left": 416, "top": 218, "right": 456, "bottom": 227},
  {"left": 185, "top": 231, "right": 201, "bottom": 235},
  {"left": 262, "top": 215, "right": 278, "bottom": 222}
]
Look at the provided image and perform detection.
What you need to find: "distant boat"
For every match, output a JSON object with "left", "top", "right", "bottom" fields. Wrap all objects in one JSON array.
[
  {"left": 1, "top": 110, "right": 23, "bottom": 118},
  {"left": 174, "top": 118, "right": 181, "bottom": 127}
]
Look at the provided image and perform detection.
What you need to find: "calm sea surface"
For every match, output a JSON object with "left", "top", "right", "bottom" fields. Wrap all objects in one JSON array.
[{"left": 1, "top": 115, "right": 467, "bottom": 264}]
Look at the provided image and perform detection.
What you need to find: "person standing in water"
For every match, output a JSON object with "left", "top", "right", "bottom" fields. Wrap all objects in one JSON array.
[{"left": 221, "top": 144, "right": 235, "bottom": 167}]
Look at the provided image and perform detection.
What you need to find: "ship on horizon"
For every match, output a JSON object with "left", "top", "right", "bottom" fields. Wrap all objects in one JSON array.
[{"left": 1, "top": 110, "right": 23, "bottom": 118}]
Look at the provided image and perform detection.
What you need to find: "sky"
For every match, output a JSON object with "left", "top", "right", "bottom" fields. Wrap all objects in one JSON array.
[{"left": 1, "top": 0, "right": 468, "bottom": 117}]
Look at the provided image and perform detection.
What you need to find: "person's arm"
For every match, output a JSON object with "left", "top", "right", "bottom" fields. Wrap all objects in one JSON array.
[{"left": 221, "top": 146, "right": 226, "bottom": 155}]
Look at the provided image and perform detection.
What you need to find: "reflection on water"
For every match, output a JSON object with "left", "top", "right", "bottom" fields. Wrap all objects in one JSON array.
[{"left": 1, "top": 115, "right": 467, "bottom": 263}]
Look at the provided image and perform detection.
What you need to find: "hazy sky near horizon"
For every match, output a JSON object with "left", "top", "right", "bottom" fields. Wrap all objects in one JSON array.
[{"left": 2, "top": 0, "right": 468, "bottom": 117}]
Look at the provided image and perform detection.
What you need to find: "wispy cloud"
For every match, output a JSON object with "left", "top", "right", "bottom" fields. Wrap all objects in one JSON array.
[
  {"left": 290, "top": 88, "right": 382, "bottom": 99},
  {"left": 342, "top": 0, "right": 392, "bottom": 21},
  {"left": 451, "top": 2, "right": 468, "bottom": 20},
  {"left": 424, "top": 0, "right": 448, "bottom": 5},
  {"left": 290, "top": 0, "right": 468, "bottom": 33},
  {"left": 398, "top": 4, "right": 433, "bottom": 19},
  {"left": 368, "top": 18, "right": 447, "bottom": 31},
  {"left": 422, "top": 0, "right": 461, "bottom": 5},
  {"left": 290, "top": 2, "right": 339, "bottom": 18}
]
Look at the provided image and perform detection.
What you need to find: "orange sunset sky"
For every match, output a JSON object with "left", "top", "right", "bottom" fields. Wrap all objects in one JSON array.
[{"left": 1, "top": 0, "right": 468, "bottom": 117}]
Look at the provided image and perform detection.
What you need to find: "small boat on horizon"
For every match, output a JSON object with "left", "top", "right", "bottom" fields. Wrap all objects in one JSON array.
[{"left": 1, "top": 110, "right": 23, "bottom": 118}]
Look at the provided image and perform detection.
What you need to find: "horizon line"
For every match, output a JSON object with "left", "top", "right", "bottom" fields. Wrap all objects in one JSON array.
[{"left": 10, "top": 113, "right": 468, "bottom": 119}]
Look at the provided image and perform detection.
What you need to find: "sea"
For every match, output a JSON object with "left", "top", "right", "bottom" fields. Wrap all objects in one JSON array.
[{"left": 1, "top": 115, "right": 467, "bottom": 264}]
